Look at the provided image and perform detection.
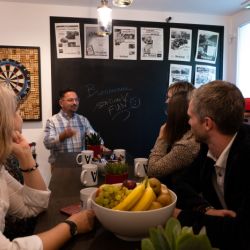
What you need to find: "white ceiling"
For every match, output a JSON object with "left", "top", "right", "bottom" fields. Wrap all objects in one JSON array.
[{"left": 0, "top": 0, "right": 247, "bottom": 15}]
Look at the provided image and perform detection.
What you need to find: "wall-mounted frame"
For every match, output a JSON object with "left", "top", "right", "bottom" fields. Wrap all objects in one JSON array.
[{"left": 0, "top": 46, "right": 42, "bottom": 121}]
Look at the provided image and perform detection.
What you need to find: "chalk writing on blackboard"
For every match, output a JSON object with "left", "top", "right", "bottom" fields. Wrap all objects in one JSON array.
[{"left": 85, "top": 84, "right": 141, "bottom": 121}]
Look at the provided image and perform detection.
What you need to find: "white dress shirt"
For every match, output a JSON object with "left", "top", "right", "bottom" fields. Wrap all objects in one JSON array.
[{"left": 207, "top": 133, "right": 237, "bottom": 208}]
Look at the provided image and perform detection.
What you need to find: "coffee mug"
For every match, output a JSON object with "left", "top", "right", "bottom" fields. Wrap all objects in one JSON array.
[
  {"left": 80, "top": 164, "right": 98, "bottom": 186},
  {"left": 134, "top": 158, "right": 148, "bottom": 177},
  {"left": 113, "top": 149, "right": 126, "bottom": 163},
  {"left": 76, "top": 150, "right": 94, "bottom": 165},
  {"left": 80, "top": 187, "right": 98, "bottom": 210}
]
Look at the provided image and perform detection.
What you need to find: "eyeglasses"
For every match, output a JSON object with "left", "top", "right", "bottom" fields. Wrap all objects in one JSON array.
[{"left": 62, "top": 98, "right": 80, "bottom": 102}]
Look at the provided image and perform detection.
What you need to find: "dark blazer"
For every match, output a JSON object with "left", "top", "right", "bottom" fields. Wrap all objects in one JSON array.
[{"left": 174, "top": 124, "right": 250, "bottom": 250}]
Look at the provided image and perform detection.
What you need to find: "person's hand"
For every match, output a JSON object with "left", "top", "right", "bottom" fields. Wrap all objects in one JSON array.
[
  {"left": 11, "top": 130, "right": 35, "bottom": 168},
  {"left": 172, "top": 208, "right": 182, "bottom": 218},
  {"left": 12, "top": 131, "right": 32, "bottom": 158},
  {"left": 59, "top": 128, "right": 77, "bottom": 141},
  {"left": 68, "top": 210, "right": 95, "bottom": 234},
  {"left": 158, "top": 123, "right": 167, "bottom": 140},
  {"left": 205, "top": 208, "right": 236, "bottom": 218},
  {"left": 101, "top": 145, "right": 111, "bottom": 152}
]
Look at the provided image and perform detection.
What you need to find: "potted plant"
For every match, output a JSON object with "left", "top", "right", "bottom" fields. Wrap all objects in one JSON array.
[
  {"left": 105, "top": 161, "right": 128, "bottom": 184},
  {"left": 141, "top": 217, "right": 218, "bottom": 250},
  {"left": 85, "top": 132, "right": 102, "bottom": 158}
]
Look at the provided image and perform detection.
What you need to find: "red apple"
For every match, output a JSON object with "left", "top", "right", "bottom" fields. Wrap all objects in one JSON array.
[{"left": 123, "top": 179, "right": 136, "bottom": 190}]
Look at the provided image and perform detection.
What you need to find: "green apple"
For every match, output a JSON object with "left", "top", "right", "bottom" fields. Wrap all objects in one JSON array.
[
  {"left": 148, "top": 177, "right": 161, "bottom": 196},
  {"left": 148, "top": 201, "right": 163, "bottom": 210},
  {"left": 156, "top": 193, "right": 172, "bottom": 206}
]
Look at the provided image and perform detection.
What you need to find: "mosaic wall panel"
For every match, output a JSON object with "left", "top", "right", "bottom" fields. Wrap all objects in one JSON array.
[{"left": 0, "top": 46, "right": 42, "bottom": 121}]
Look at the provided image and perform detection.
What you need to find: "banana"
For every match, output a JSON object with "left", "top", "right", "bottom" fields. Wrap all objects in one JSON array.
[
  {"left": 130, "top": 180, "right": 156, "bottom": 211},
  {"left": 112, "top": 180, "right": 146, "bottom": 211}
]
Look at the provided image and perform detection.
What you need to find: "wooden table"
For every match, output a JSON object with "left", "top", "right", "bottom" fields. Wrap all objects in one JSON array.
[{"left": 34, "top": 153, "right": 141, "bottom": 250}]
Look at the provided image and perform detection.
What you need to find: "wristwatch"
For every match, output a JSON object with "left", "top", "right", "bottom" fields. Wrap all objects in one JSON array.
[
  {"left": 63, "top": 220, "right": 78, "bottom": 237},
  {"left": 198, "top": 205, "right": 215, "bottom": 214}
]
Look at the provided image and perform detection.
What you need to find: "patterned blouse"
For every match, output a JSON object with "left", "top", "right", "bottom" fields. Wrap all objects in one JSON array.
[{"left": 148, "top": 130, "right": 200, "bottom": 178}]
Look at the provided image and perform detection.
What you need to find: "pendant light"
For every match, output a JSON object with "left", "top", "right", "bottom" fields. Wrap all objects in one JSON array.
[
  {"left": 97, "top": 0, "right": 112, "bottom": 36},
  {"left": 241, "top": 0, "right": 250, "bottom": 9},
  {"left": 112, "top": 0, "right": 134, "bottom": 7}
]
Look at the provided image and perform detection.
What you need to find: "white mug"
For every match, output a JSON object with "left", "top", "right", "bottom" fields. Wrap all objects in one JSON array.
[
  {"left": 113, "top": 149, "right": 126, "bottom": 163},
  {"left": 134, "top": 158, "right": 148, "bottom": 177},
  {"left": 80, "top": 164, "right": 98, "bottom": 186},
  {"left": 80, "top": 187, "right": 98, "bottom": 210},
  {"left": 76, "top": 150, "right": 94, "bottom": 165}
]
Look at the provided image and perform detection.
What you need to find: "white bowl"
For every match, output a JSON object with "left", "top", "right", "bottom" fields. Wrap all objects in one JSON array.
[{"left": 90, "top": 185, "right": 177, "bottom": 241}]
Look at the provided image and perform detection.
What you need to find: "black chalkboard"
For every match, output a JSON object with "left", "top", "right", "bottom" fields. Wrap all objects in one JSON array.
[{"left": 50, "top": 16, "right": 224, "bottom": 158}]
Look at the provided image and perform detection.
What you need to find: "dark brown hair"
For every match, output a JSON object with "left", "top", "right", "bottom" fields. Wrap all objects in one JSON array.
[
  {"left": 59, "top": 88, "right": 77, "bottom": 99},
  {"left": 168, "top": 81, "right": 195, "bottom": 96},
  {"left": 166, "top": 91, "right": 190, "bottom": 147}
]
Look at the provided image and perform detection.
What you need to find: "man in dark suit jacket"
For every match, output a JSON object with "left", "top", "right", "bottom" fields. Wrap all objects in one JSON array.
[{"left": 173, "top": 80, "right": 250, "bottom": 250}]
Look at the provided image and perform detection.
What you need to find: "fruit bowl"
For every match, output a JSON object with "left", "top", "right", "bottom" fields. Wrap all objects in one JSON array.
[{"left": 90, "top": 184, "right": 177, "bottom": 241}]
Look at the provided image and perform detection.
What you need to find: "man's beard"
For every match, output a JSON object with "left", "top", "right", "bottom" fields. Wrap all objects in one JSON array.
[
  {"left": 70, "top": 105, "right": 78, "bottom": 112},
  {"left": 192, "top": 128, "right": 208, "bottom": 144},
  {"left": 194, "top": 133, "right": 207, "bottom": 144}
]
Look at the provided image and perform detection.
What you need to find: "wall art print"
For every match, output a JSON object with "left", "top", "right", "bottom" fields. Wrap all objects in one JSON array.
[{"left": 0, "top": 46, "right": 42, "bottom": 121}]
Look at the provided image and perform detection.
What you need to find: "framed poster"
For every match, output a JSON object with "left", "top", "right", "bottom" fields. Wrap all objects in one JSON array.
[
  {"left": 0, "top": 46, "right": 42, "bottom": 121},
  {"left": 50, "top": 16, "right": 224, "bottom": 159}
]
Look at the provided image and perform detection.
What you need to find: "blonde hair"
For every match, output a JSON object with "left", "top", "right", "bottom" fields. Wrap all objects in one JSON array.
[{"left": 0, "top": 84, "right": 17, "bottom": 163}]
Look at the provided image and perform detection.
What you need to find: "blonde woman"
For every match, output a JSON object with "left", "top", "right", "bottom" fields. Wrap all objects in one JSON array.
[{"left": 0, "top": 84, "right": 95, "bottom": 250}]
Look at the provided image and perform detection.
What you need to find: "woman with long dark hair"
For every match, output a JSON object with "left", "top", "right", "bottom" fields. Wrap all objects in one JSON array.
[{"left": 148, "top": 82, "right": 200, "bottom": 184}]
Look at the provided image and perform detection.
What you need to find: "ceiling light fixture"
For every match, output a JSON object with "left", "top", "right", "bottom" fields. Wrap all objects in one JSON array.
[
  {"left": 97, "top": 0, "right": 112, "bottom": 36},
  {"left": 112, "top": 0, "right": 134, "bottom": 7},
  {"left": 241, "top": 0, "right": 250, "bottom": 9}
]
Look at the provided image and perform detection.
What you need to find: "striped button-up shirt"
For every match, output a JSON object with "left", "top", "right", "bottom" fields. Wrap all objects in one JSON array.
[{"left": 44, "top": 110, "right": 98, "bottom": 164}]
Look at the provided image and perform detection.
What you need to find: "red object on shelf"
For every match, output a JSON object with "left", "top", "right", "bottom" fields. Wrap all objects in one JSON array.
[
  {"left": 87, "top": 145, "right": 102, "bottom": 158},
  {"left": 245, "top": 98, "right": 250, "bottom": 112}
]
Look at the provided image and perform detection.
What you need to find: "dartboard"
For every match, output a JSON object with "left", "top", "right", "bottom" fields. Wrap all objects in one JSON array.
[{"left": 0, "top": 58, "right": 31, "bottom": 100}]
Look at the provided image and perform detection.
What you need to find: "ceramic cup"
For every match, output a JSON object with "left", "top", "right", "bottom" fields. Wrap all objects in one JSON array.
[
  {"left": 113, "top": 149, "right": 126, "bottom": 163},
  {"left": 80, "top": 187, "right": 98, "bottom": 210},
  {"left": 76, "top": 150, "right": 94, "bottom": 165},
  {"left": 80, "top": 164, "right": 98, "bottom": 186},
  {"left": 134, "top": 158, "right": 148, "bottom": 177}
]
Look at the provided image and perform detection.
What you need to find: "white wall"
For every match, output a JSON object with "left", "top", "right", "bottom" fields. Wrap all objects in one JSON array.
[
  {"left": 227, "top": 10, "right": 250, "bottom": 84},
  {"left": 0, "top": 2, "right": 231, "bottom": 185}
]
